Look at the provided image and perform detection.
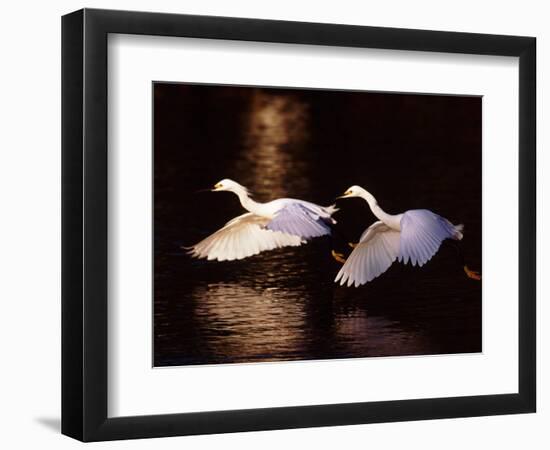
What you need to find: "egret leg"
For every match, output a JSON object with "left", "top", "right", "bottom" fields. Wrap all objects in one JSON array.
[
  {"left": 329, "top": 226, "right": 353, "bottom": 264},
  {"left": 464, "top": 266, "right": 481, "bottom": 280},
  {"left": 450, "top": 241, "right": 481, "bottom": 281},
  {"left": 331, "top": 250, "right": 347, "bottom": 264}
]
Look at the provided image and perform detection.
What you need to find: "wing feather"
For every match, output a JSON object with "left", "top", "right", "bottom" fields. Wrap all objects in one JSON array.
[
  {"left": 188, "top": 213, "right": 303, "bottom": 262},
  {"left": 398, "top": 209, "right": 461, "bottom": 267},
  {"left": 335, "top": 221, "right": 401, "bottom": 287},
  {"left": 266, "top": 202, "right": 333, "bottom": 239}
]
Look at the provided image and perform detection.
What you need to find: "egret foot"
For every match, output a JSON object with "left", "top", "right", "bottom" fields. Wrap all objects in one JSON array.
[
  {"left": 348, "top": 242, "right": 358, "bottom": 248},
  {"left": 331, "top": 250, "right": 347, "bottom": 264},
  {"left": 464, "top": 265, "right": 481, "bottom": 281}
]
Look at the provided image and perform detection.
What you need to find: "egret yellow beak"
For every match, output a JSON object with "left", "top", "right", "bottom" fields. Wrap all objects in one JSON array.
[
  {"left": 212, "top": 183, "right": 222, "bottom": 191},
  {"left": 337, "top": 190, "right": 352, "bottom": 199}
]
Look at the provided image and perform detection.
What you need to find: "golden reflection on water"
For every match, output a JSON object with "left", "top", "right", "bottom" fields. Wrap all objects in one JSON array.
[
  {"left": 193, "top": 281, "right": 307, "bottom": 361},
  {"left": 189, "top": 278, "right": 428, "bottom": 362},
  {"left": 234, "top": 90, "right": 311, "bottom": 198},
  {"left": 333, "top": 312, "right": 428, "bottom": 357}
]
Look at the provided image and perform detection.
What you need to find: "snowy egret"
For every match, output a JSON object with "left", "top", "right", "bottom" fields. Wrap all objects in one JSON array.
[
  {"left": 332, "top": 185, "right": 481, "bottom": 287},
  {"left": 187, "top": 179, "right": 338, "bottom": 261}
]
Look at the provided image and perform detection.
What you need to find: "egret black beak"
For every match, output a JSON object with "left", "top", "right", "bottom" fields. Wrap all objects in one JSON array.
[{"left": 336, "top": 190, "right": 352, "bottom": 200}]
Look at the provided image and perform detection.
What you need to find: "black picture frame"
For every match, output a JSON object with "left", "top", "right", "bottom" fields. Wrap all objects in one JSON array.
[{"left": 62, "top": 8, "right": 536, "bottom": 442}]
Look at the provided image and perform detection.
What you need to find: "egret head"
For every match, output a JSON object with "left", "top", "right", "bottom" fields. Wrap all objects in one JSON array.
[
  {"left": 212, "top": 179, "right": 249, "bottom": 195},
  {"left": 338, "top": 185, "right": 366, "bottom": 199}
]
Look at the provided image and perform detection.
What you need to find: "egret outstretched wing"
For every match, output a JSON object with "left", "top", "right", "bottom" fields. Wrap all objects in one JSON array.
[
  {"left": 188, "top": 213, "right": 303, "bottom": 262},
  {"left": 266, "top": 202, "right": 333, "bottom": 239},
  {"left": 335, "top": 221, "right": 401, "bottom": 287},
  {"left": 398, "top": 209, "right": 461, "bottom": 267}
]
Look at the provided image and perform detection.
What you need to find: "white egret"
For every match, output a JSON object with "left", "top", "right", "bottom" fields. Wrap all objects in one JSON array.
[
  {"left": 188, "top": 179, "right": 338, "bottom": 261},
  {"left": 332, "top": 185, "right": 481, "bottom": 287}
]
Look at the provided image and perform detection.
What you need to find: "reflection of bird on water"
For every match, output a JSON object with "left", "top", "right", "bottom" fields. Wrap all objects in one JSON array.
[
  {"left": 187, "top": 179, "right": 337, "bottom": 262},
  {"left": 332, "top": 185, "right": 481, "bottom": 287}
]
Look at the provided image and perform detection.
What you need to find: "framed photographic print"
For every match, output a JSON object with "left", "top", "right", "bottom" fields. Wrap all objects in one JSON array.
[{"left": 62, "top": 8, "right": 536, "bottom": 441}]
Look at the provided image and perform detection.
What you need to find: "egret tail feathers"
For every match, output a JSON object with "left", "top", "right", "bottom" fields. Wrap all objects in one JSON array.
[
  {"left": 454, "top": 223, "right": 464, "bottom": 240},
  {"left": 324, "top": 204, "right": 339, "bottom": 215}
]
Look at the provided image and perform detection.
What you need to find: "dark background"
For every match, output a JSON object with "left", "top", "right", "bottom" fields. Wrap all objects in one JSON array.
[{"left": 154, "top": 83, "right": 481, "bottom": 367}]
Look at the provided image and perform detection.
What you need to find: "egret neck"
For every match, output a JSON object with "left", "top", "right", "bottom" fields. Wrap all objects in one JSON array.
[
  {"left": 232, "top": 186, "right": 265, "bottom": 216},
  {"left": 358, "top": 188, "right": 402, "bottom": 230}
]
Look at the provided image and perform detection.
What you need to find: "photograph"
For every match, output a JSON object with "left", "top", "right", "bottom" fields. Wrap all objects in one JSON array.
[{"left": 153, "top": 83, "right": 482, "bottom": 367}]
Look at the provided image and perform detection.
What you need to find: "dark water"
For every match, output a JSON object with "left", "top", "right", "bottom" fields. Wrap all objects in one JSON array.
[{"left": 154, "top": 84, "right": 482, "bottom": 367}]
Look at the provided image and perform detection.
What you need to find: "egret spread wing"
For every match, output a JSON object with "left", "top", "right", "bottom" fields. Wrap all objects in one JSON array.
[
  {"left": 265, "top": 202, "right": 333, "bottom": 239},
  {"left": 335, "top": 221, "right": 401, "bottom": 287},
  {"left": 188, "top": 213, "right": 303, "bottom": 262},
  {"left": 398, "top": 209, "right": 460, "bottom": 267}
]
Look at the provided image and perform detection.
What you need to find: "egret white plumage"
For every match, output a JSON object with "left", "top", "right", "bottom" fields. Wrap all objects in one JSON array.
[
  {"left": 332, "top": 185, "right": 481, "bottom": 287},
  {"left": 187, "top": 179, "right": 337, "bottom": 261}
]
